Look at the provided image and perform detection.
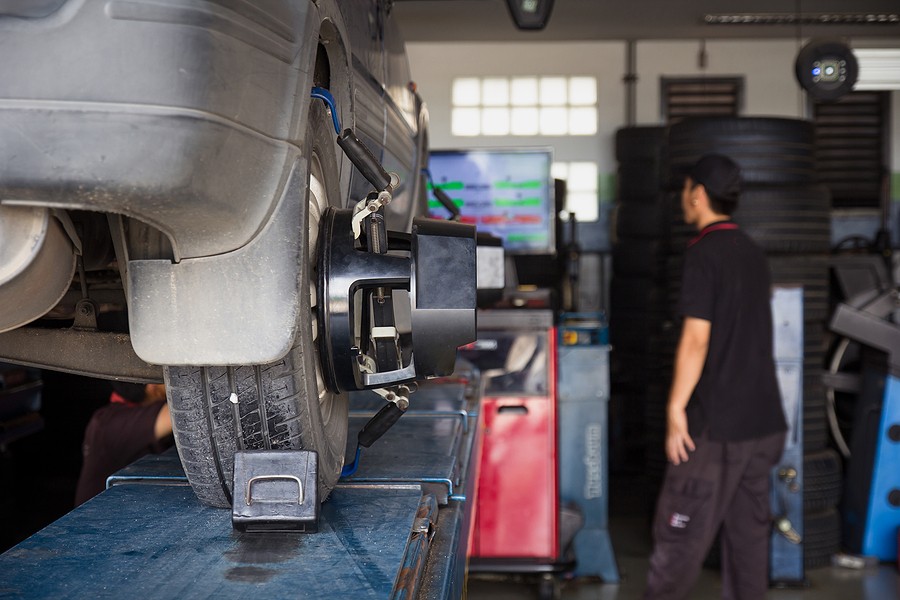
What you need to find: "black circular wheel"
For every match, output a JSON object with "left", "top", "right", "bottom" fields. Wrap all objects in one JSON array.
[{"left": 165, "top": 102, "right": 349, "bottom": 508}]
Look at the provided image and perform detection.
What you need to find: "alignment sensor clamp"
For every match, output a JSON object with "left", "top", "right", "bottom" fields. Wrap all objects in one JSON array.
[{"left": 317, "top": 207, "right": 476, "bottom": 393}]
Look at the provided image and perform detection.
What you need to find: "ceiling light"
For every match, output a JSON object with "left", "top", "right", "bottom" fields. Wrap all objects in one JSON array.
[{"left": 854, "top": 49, "right": 900, "bottom": 90}]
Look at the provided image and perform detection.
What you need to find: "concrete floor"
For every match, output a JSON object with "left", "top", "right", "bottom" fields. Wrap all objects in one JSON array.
[{"left": 467, "top": 513, "right": 900, "bottom": 599}]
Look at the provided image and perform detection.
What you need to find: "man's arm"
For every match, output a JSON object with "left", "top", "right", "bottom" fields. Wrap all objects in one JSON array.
[
  {"left": 666, "top": 316, "right": 711, "bottom": 465},
  {"left": 154, "top": 403, "right": 172, "bottom": 441}
]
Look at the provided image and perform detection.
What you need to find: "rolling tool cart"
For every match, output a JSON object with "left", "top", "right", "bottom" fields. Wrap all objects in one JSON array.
[
  {"left": 462, "top": 310, "right": 619, "bottom": 597},
  {"left": 466, "top": 310, "right": 559, "bottom": 568}
]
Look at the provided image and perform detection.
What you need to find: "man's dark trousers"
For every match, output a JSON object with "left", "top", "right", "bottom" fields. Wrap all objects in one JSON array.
[{"left": 644, "top": 431, "right": 786, "bottom": 600}]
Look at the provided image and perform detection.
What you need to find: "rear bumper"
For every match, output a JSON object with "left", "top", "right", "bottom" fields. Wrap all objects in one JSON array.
[
  {"left": 0, "top": 0, "right": 322, "bottom": 365},
  {"left": 0, "top": 102, "right": 300, "bottom": 260}
]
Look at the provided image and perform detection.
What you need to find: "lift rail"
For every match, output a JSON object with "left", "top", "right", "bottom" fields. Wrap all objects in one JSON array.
[{"left": 0, "top": 374, "right": 481, "bottom": 600}]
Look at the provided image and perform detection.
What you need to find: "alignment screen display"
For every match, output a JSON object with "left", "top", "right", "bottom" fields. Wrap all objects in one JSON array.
[{"left": 427, "top": 149, "right": 553, "bottom": 253}]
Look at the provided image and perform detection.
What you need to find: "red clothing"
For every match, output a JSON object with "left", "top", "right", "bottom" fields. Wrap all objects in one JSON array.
[{"left": 74, "top": 396, "right": 172, "bottom": 506}]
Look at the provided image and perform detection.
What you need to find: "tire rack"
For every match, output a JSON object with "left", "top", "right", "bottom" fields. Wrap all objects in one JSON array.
[{"left": 0, "top": 373, "right": 482, "bottom": 600}]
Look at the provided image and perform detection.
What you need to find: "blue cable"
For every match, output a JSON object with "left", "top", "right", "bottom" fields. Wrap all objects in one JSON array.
[
  {"left": 310, "top": 87, "right": 341, "bottom": 134},
  {"left": 340, "top": 445, "right": 362, "bottom": 477}
]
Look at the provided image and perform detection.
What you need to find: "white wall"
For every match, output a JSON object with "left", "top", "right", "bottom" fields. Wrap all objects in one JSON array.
[
  {"left": 408, "top": 38, "right": 888, "bottom": 181},
  {"left": 634, "top": 40, "right": 805, "bottom": 123},
  {"left": 406, "top": 41, "right": 625, "bottom": 173}
]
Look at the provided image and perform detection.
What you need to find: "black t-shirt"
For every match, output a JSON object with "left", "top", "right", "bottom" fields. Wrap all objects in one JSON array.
[
  {"left": 74, "top": 400, "right": 173, "bottom": 506},
  {"left": 678, "top": 222, "right": 787, "bottom": 442}
]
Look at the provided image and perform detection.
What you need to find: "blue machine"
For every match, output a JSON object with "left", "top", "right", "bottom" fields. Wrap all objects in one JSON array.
[
  {"left": 831, "top": 287, "right": 900, "bottom": 561},
  {"left": 769, "top": 287, "right": 805, "bottom": 584},
  {"left": 556, "top": 313, "right": 619, "bottom": 582}
]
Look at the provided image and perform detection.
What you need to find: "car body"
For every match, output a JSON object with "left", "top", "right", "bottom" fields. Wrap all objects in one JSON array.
[{"left": 0, "top": 0, "right": 429, "bottom": 373}]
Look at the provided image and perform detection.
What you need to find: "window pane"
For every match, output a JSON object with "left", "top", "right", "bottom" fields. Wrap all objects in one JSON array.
[
  {"left": 482, "top": 78, "right": 510, "bottom": 106},
  {"left": 568, "top": 107, "right": 598, "bottom": 135},
  {"left": 452, "top": 107, "right": 481, "bottom": 136},
  {"left": 511, "top": 107, "right": 539, "bottom": 136},
  {"left": 452, "top": 78, "right": 480, "bottom": 107},
  {"left": 567, "top": 162, "right": 598, "bottom": 192},
  {"left": 539, "top": 107, "right": 568, "bottom": 135},
  {"left": 482, "top": 107, "right": 511, "bottom": 136},
  {"left": 511, "top": 78, "right": 538, "bottom": 106},
  {"left": 569, "top": 77, "right": 597, "bottom": 105},
  {"left": 540, "top": 77, "right": 567, "bottom": 106},
  {"left": 567, "top": 192, "right": 599, "bottom": 222},
  {"left": 551, "top": 162, "right": 569, "bottom": 181}
]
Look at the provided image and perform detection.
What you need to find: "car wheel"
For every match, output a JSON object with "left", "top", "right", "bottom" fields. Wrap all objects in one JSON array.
[{"left": 164, "top": 101, "right": 349, "bottom": 508}]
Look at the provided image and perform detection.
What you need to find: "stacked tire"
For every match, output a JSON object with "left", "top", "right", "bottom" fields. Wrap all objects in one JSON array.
[
  {"left": 608, "top": 126, "right": 669, "bottom": 484},
  {"left": 662, "top": 117, "right": 840, "bottom": 569}
]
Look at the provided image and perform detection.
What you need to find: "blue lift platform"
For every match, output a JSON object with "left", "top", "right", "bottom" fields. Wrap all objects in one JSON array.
[{"left": 0, "top": 375, "right": 481, "bottom": 599}]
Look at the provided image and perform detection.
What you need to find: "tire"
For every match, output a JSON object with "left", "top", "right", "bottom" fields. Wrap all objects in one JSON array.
[
  {"left": 610, "top": 275, "right": 666, "bottom": 314},
  {"left": 165, "top": 102, "right": 349, "bottom": 508},
  {"left": 612, "top": 239, "right": 667, "bottom": 279},
  {"left": 733, "top": 187, "right": 832, "bottom": 254},
  {"left": 609, "top": 309, "right": 665, "bottom": 352},
  {"left": 664, "top": 191, "right": 694, "bottom": 254},
  {"left": 618, "top": 161, "right": 663, "bottom": 200},
  {"left": 615, "top": 126, "right": 665, "bottom": 163},
  {"left": 615, "top": 200, "right": 668, "bottom": 239},
  {"left": 804, "top": 449, "right": 842, "bottom": 512},
  {"left": 767, "top": 255, "right": 830, "bottom": 323},
  {"left": 803, "top": 508, "right": 841, "bottom": 569},
  {"left": 667, "top": 117, "right": 815, "bottom": 187}
]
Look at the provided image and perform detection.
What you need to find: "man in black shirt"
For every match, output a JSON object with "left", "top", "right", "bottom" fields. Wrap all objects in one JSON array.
[{"left": 644, "top": 154, "right": 787, "bottom": 600}]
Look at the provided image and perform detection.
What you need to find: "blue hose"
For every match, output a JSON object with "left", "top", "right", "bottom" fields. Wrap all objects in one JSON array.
[
  {"left": 340, "top": 445, "right": 362, "bottom": 478},
  {"left": 310, "top": 87, "right": 341, "bottom": 134}
]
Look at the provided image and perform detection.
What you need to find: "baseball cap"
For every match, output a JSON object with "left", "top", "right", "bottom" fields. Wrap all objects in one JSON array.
[{"left": 689, "top": 154, "right": 741, "bottom": 204}]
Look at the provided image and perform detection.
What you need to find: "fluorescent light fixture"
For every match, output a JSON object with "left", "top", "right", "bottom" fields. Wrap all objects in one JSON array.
[{"left": 854, "top": 49, "right": 900, "bottom": 90}]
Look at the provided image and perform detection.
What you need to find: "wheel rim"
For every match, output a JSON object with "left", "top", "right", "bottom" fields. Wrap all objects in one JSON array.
[{"left": 307, "top": 152, "right": 339, "bottom": 431}]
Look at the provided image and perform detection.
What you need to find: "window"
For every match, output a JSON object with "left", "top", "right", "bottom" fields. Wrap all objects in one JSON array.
[
  {"left": 813, "top": 91, "right": 888, "bottom": 209},
  {"left": 552, "top": 161, "right": 598, "bottom": 221},
  {"left": 451, "top": 76, "right": 598, "bottom": 137},
  {"left": 661, "top": 77, "right": 743, "bottom": 121}
]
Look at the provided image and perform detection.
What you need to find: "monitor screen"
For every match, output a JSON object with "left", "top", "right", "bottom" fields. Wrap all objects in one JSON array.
[{"left": 427, "top": 148, "right": 555, "bottom": 254}]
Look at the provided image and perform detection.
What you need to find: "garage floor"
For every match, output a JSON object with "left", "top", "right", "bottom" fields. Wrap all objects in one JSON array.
[
  {"left": 467, "top": 512, "right": 900, "bottom": 599},
  {"left": 466, "top": 469, "right": 900, "bottom": 600}
]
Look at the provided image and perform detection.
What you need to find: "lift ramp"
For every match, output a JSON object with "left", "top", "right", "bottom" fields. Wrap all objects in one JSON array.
[{"left": 0, "top": 375, "right": 481, "bottom": 600}]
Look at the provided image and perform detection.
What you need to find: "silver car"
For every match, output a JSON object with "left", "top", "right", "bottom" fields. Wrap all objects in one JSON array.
[{"left": 0, "top": 0, "right": 472, "bottom": 508}]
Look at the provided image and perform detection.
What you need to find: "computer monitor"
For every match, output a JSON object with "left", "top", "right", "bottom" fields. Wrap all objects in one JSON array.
[{"left": 427, "top": 148, "right": 555, "bottom": 254}]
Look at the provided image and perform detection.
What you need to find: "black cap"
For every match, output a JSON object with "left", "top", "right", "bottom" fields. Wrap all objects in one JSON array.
[{"left": 689, "top": 154, "right": 741, "bottom": 204}]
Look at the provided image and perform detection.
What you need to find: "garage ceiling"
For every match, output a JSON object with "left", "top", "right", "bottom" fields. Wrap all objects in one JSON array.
[{"left": 394, "top": 0, "right": 900, "bottom": 42}]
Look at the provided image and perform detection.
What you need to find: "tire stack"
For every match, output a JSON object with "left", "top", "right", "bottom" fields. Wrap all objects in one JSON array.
[
  {"left": 608, "top": 126, "right": 668, "bottom": 483},
  {"left": 663, "top": 117, "right": 840, "bottom": 569}
]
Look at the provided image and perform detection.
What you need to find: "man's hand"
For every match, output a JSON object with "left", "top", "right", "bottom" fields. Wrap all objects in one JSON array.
[
  {"left": 666, "top": 407, "right": 695, "bottom": 465},
  {"left": 665, "top": 317, "right": 709, "bottom": 465}
]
